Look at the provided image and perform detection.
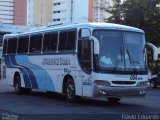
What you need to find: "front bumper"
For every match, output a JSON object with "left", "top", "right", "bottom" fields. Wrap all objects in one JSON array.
[{"left": 93, "top": 84, "right": 147, "bottom": 98}]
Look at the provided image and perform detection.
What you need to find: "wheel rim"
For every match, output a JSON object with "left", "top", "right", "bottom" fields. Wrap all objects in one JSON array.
[
  {"left": 15, "top": 76, "right": 21, "bottom": 93},
  {"left": 15, "top": 83, "right": 20, "bottom": 92},
  {"left": 150, "top": 81, "right": 155, "bottom": 88},
  {"left": 66, "top": 83, "right": 75, "bottom": 99}
]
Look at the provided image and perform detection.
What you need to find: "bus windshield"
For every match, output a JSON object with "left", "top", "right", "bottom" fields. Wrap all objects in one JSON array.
[{"left": 93, "top": 29, "right": 147, "bottom": 73}]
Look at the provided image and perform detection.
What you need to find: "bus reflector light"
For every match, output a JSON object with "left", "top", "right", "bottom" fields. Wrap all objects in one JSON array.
[{"left": 137, "top": 81, "right": 148, "bottom": 87}]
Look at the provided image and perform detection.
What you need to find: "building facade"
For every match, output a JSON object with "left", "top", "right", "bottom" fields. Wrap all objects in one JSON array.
[
  {"left": 93, "top": 0, "right": 113, "bottom": 22},
  {"left": 0, "top": 0, "right": 52, "bottom": 26},
  {"left": 13, "top": 0, "right": 27, "bottom": 25},
  {"left": 51, "top": 0, "right": 113, "bottom": 25},
  {"left": 0, "top": 0, "right": 14, "bottom": 24},
  {"left": 27, "top": 0, "right": 52, "bottom": 26},
  {"left": 52, "top": 0, "right": 91, "bottom": 25},
  {"left": 0, "top": 0, "right": 113, "bottom": 26},
  {"left": 52, "top": 0, "right": 72, "bottom": 24},
  {"left": 0, "top": 0, "right": 27, "bottom": 25},
  {"left": 27, "top": 0, "right": 34, "bottom": 26}
]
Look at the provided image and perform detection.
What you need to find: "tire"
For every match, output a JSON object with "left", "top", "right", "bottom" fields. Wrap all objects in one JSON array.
[
  {"left": 150, "top": 80, "right": 157, "bottom": 88},
  {"left": 107, "top": 98, "right": 121, "bottom": 104},
  {"left": 14, "top": 75, "right": 23, "bottom": 94},
  {"left": 14, "top": 75, "right": 31, "bottom": 94},
  {"left": 64, "top": 78, "right": 76, "bottom": 102}
]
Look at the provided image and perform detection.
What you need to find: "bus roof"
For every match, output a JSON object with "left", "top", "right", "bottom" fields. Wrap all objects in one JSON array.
[
  {"left": 77, "top": 23, "right": 144, "bottom": 33},
  {"left": 4, "top": 23, "right": 144, "bottom": 38}
]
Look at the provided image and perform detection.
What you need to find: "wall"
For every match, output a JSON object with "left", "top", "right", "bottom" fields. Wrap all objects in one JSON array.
[{"left": 13, "top": 0, "right": 27, "bottom": 25}]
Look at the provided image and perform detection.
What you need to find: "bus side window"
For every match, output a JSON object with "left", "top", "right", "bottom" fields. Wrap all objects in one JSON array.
[
  {"left": 18, "top": 36, "right": 29, "bottom": 54},
  {"left": 43, "top": 33, "right": 50, "bottom": 52},
  {"left": 43, "top": 32, "right": 58, "bottom": 52},
  {"left": 78, "top": 39, "right": 92, "bottom": 74},
  {"left": 7, "top": 37, "right": 17, "bottom": 54},
  {"left": 59, "top": 30, "right": 76, "bottom": 51},
  {"left": 29, "top": 34, "right": 42, "bottom": 53}
]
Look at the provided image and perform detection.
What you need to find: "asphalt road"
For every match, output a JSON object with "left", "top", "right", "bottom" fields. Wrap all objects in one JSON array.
[{"left": 0, "top": 82, "right": 159, "bottom": 120}]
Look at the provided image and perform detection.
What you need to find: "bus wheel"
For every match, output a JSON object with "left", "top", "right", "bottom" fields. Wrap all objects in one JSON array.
[
  {"left": 14, "top": 75, "right": 23, "bottom": 94},
  {"left": 150, "top": 80, "right": 157, "bottom": 88},
  {"left": 107, "top": 98, "right": 121, "bottom": 104},
  {"left": 65, "top": 78, "right": 76, "bottom": 102},
  {"left": 14, "top": 75, "right": 31, "bottom": 94}
]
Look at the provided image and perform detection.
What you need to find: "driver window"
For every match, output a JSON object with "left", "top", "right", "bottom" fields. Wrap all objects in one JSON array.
[{"left": 78, "top": 39, "right": 91, "bottom": 74}]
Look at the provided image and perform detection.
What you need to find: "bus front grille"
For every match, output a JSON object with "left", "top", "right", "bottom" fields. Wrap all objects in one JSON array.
[{"left": 112, "top": 81, "right": 136, "bottom": 85}]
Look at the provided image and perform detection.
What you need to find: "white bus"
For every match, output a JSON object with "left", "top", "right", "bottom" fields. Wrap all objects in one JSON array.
[{"left": 1, "top": 23, "right": 152, "bottom": 103}]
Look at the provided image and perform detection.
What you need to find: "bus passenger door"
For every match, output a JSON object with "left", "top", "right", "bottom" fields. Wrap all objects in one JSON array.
[{"left": 78, "top": 38, "right": 92, "bottom": 97}]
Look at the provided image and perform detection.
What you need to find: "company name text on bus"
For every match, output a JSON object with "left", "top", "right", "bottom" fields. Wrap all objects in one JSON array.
[{"left": 42, "top": 58, "right": 70, "bottom": 66}]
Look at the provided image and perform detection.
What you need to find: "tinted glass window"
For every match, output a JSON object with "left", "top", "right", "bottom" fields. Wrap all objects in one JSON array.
[
  {"left": 18, "top": 36, "right": 29, "bottom": 54},
  {"left": 59, "top": 30, "right": 76, "bottom": 51},
  {"left": 43, "top": 32, "right": 58, "bottom": 52},
  {"left": 29, "top": 34, "right": 42, "bottom": 53},
  {"left": 8, "top": 37, "right": 17, "bottom": 54},
  {"left": 78, "top": 39, "right": 91, "bottom": 74},
  {"left": 0, "top": 33, "right": 5, "bottom": 47},
  {"left": 3, "top": 39, "right": 7, "bottom": 55},
  {"left": 124, "top": 32, "right": 146, "bottom": 70},
  {"left": 93, "top": 30, "right": 124, "bottom": 71}
]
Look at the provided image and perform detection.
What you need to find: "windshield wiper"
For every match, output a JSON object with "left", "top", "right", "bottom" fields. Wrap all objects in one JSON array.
[
  {"left": 127, "top": 49, "right": 132, "bottom": 64},
  {"left": 112, "top": 60, "right": 121, "bottom": 73},
  {"left": 127, "top": 49, "right": 140, "bottom": 73}
]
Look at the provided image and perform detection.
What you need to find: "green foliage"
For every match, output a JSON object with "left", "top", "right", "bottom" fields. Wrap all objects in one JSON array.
[{"left": 106, "top": 0, "right": 160, "bottom": 46}]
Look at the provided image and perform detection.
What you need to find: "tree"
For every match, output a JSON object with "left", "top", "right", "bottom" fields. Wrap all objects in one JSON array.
[{"left": 105, "top": 0, "right": 160, "bottom": 46}]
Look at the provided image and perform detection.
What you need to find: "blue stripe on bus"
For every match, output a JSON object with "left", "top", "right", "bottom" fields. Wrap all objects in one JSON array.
[
  {"left": 4, "top": 55, "right": 55, "bottom": 91},
  {"left": 15, "top": 55, "right": 44, "bottom": 90},
  {"left": 4, "top": 56, "right": 12, "bottom": 68},
  {"left": 10, "top": 56, "right": 38, "bottom": 89},
  {"left": 4, "top": 55, "right": 31, "bottom": 88},
  {"left": 15, "top": 55, "right": 55, "bottom": 91}
]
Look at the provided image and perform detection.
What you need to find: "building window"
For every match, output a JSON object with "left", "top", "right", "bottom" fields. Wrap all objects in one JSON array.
[
  {"left": 53, "top": 19, "right": 60, "bottom": 22},
  {"left": 53, "top": 11, "right": 60, "bottom": 14},
  {"left": 54, "top": 2, "right": 61, "bottom": 6}
]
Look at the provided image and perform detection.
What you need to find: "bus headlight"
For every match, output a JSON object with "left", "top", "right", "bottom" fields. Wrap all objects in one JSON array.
[
  {"left": 137, "top": 81, "right": 148, "bottom": 87},
  {"left": 95, "top": 80, "right": 111, "bottom": 87}
]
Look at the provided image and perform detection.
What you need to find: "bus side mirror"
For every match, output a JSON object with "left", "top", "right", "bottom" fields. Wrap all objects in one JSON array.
[
  {"left": 91, "top": 36, "right": 99, "bottom": 55},
  {"left": 146, "top": 43, "right": 158, "bottom": 61}
]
